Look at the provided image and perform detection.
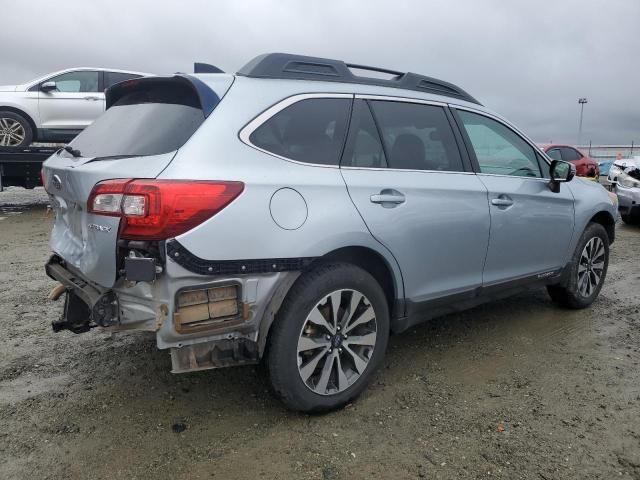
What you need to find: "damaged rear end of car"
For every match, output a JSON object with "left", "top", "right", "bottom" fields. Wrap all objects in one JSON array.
[{"left": 42, "top": 73, "right": 257, "bottom": 365}]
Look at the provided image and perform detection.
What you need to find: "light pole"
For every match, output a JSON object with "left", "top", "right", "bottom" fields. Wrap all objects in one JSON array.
[{"left": 577, "top": 97, "right": 588, "bottom": 146}]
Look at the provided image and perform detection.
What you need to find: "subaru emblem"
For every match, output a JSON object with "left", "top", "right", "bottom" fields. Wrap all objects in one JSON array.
[{"left": 52, "top": 174, "right": 62, "bottom": 190}]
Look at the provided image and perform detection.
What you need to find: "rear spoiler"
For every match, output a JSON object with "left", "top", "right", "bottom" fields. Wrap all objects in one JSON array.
[{"left": 105, "top": 75, "right": 220, "bottom": 117}]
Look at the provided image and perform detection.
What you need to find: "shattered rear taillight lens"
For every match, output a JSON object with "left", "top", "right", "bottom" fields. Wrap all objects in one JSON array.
[{"left": 87, "top": 179, "right": 244, "bottom": 240}]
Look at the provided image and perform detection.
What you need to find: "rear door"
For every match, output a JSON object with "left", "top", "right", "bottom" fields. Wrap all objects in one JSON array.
[
  {"left": 453, "top": 108, "right": 575, "bottom": 285},
  {"left": 38, "top": 70, "right": 104, "bottom": 130},
  {"left": 341, "top": 98, "right": 490, "bottom": 305},
  {"left": 43, "top": 75, "right": 234, "bottom": 287}
]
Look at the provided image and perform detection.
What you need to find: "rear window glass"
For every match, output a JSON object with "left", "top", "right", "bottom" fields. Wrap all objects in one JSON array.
[
  {"left": 70, "top": 83, "right": 206, "bottom": 159},
  {"left": 249, "top": 98, "right": 351, "bottom": 165}
]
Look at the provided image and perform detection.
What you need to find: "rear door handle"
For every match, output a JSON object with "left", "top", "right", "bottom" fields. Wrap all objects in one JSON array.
[
  {"left": 84, "top": 96, "right": 100, "bottom": 101},
  {"left": 491, "top": 195, "right": 514, "bottom": 207},
  {"left": 370, "top": 189, "right": 406, "bottom": 207}
]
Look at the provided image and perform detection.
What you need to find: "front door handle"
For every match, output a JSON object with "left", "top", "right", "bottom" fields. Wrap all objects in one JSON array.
[
  {"left": 370, "top": 189, "right": 406, "bottom": 207},
  {"left": 84, "top": 96, "right": 100, "bottom": 101},
  {"left": 491, "top": 195, "right": 514, "bottom": 207}
]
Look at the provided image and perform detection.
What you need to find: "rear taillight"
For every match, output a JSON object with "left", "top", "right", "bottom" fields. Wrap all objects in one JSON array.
[{"left": 87, "top": 179, "right": 244, "bottom": 240}]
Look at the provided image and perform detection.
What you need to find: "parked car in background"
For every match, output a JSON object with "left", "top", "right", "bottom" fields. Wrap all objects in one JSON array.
[
  {"left": 542, "top": 144, "right": 599, "bottom": 179},
  {"left": 607, "top": 156, "right": 640, "bottom": 224},
  {"left": 42, "top": 53, "right": 617, "bottom": 412},
  {"left": 598, "top": 159, "right": 615, "bottom": 177},
  {"left": 0, "top": 68, "right": 150, "bottom": 147}
]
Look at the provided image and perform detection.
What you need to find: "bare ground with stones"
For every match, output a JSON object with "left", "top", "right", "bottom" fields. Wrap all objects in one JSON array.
[{"left": 1, "top": 188, "right": 639, "bottom": 479}]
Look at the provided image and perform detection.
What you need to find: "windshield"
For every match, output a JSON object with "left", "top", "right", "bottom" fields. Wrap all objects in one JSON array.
[{"left": 70, "top": 84, "right": 206, "bottom": 159}]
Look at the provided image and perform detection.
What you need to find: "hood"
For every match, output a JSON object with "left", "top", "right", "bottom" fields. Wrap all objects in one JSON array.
[
  {"left": 613, "top": 156, "right": 640, "bottom": 170},
  {"left": 0, "top": 84, "right": 18, "bottom": 92}
]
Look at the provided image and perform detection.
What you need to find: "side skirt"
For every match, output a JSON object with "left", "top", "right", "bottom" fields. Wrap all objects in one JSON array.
[{"left": 392, "top": 268, "right": 566, "bottom": 333}]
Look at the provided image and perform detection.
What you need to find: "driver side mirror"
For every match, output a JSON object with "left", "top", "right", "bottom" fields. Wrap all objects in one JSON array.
[
  {"left": 40, "top": 81, "right": 57, "bottom": 92},
  {"left": 548, "top": 160, "right": 576, "bottom": 193}
]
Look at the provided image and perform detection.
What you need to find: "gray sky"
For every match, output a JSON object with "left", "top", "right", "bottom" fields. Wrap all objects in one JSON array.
[{"left": 2, "top": 0, "right": 638, "bottom": 144}]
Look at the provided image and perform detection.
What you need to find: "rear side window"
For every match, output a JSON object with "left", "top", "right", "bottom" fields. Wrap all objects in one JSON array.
[
  {"left": 458, "top": 110, "right": 542, "bottom": 178},
  {"left": 250, "top": 98, "right": 351, "bottom": 165},
  {"left": 105, "top": 72, "right": 143, "bottom": 88},
  {"left": 342, "top": 100, "right": 387, "bottom": 168},
  {"left": 70, "top": 82, "right": 206, "bottom": 159},
  {"left": 368, "top": 101, "right": 464, "bottom": 172}
]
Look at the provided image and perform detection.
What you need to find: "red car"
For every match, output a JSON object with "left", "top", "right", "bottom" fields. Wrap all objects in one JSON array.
[{"left": 541, "top": 144, "right": 600, "bottom": 179}]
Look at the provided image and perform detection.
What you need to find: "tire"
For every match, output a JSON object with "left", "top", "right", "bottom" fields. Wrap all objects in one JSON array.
[
  {"left": 0, "top": 110, "right": 33, "bottom": 147},
  {"left": 266, "top": 262, "right": 389, "bottom": 412},
  {"left": 547, "top": 222, "right": 609, "bottom": 309},
  {"left": 620, "top": 213, "right": 640, "bottom": 226}
]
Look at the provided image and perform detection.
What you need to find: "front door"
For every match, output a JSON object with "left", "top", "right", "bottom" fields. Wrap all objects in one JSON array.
[
  {"left": 341, "top": 98, "right": 490, "bottom": 305},
  {"left": 454, "top": 108, "right": 575, "bottom": 285},
  {"left": 38, "top": 70, "right": 104, "bottom": 131}
]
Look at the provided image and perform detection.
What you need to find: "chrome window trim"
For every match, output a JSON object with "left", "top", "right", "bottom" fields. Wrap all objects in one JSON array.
[
  {"left": 354, "top": 94, "right": 447, "bottom": 107},
  {"left": 340, "top": 166, "right": 476, "bottom": 175},
  {"left": 476, "top": 173, "right": 551, "bottom": 183},
  {"left": 450, "top": 104, "right": 555, "bottom": 180},
  {"left": 238, "top": 93, "right": 354, "bottom": 169}
]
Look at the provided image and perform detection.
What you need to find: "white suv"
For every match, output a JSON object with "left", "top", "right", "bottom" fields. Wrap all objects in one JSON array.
[{"left": 0, "top": 67, "right": 149, "bottom": 147}]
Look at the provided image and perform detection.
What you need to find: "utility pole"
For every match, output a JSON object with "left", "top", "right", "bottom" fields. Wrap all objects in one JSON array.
[{"left": 577, "top": 97, "right": 588, "bottom": 146}]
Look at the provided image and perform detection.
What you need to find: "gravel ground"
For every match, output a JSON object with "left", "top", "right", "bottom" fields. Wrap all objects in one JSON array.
[{"left": 1, "top": 188, "right": 639, "bottom": 480}]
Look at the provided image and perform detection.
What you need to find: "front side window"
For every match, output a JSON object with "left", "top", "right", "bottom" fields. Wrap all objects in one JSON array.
[
  {"left": 560, "top": 147, "right": 581, "bottom": 161},
  {"left": 250, "top": 98, "right": 351, "bottom": 165},
  {"left": 458, "top": 110, "right": 541, "bottom": 178},
  {"left": 369, "top": 101, "right": 464, "bottom": 172},
  {"left": 47, "top": 71, "right": 99, "bottom": 93}
]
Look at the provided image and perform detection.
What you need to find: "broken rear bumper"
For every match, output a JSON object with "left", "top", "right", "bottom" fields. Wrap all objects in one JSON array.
[{"left": 45, "top": 255, "right": 119, "bottom": 333}]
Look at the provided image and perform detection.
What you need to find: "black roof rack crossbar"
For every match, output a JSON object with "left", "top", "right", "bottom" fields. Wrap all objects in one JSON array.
[{"left": 237, "top": 53, "right": 481, "bottom": 105}]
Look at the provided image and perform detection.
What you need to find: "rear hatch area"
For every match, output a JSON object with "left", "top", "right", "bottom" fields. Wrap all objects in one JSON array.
[{"left": 43, "top": 74, "right": 233, "bottom": 288}]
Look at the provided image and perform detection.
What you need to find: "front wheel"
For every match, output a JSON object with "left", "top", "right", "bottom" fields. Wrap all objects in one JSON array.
[
  {"left": 266, "top": 263, "right": 389, "bottom": 412},
  {"left": 621, "top": 213, "right": 640, "bottom": 226},
  {"left": 547, "top": 222, "right": 609, "bottom": 309}
]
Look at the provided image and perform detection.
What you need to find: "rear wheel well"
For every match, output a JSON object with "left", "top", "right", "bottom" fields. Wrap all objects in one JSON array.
[
  {"left": 0, "top": 106, "right": 38, "bottom": 142},
  {"left": 317, "top": 246, "right": 398, "bottom": 317},
  {"left": 589, "top": 211, "right": 616, "bottom": 244}
]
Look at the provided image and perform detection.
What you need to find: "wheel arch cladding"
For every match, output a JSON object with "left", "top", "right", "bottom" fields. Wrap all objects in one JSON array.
[
  {"left": 316, "top": 246, "right": 399, "bottom": 319},
  {"left": 589, "top": 210, "right": 616, "bottom": 244},
  {"left": 0, "top": 107, "right": 37, "bottom": 140},
  {"left": 258, "top": 245, "right": 401, "bottom": 358}
]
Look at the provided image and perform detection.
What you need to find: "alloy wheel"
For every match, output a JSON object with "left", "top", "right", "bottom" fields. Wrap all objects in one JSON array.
[
  {"left": 0, "top": 118, "right": 26, "bottom": 146},
  {"left": 577, "top": 236, "right": 605, "bottom": 297},
  {"left": 297, "top": 289, "right": 378, "bottom": 396}
]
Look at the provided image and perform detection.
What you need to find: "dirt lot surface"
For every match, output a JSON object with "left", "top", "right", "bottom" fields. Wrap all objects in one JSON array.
[{"left": 1, "top": 188, "right": 639, "bottom": 480}]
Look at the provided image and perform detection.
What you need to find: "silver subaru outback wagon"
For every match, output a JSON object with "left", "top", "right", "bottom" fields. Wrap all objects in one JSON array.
[{"left": 42, "top": 53, "right": 617, "bottom": 412}]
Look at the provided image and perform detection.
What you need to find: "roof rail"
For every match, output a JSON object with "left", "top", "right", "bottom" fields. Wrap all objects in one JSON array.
[{"left": 237, "top": 53, "right": 481, "bottom": 105}]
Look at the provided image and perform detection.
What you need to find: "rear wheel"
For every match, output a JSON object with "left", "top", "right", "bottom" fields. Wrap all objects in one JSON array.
[
  {"left": 267, "top": 263, "right": 389, "bottom": 412},
  {"left": 547, "top": 222, "right": 609, "bottom": 309},
  {"left": 0, "top": 111, "right": 33, "bottom": 147}
]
